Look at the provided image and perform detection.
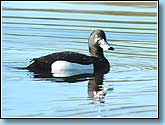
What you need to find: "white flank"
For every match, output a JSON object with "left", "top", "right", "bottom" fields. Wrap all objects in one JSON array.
[{"left": 51, "top": 61, "right": 94, "bottom": 77}]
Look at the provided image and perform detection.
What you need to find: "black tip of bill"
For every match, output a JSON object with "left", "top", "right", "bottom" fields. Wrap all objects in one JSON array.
[{"left": 108, "top": 47, "right": 115, "bottom": 51}]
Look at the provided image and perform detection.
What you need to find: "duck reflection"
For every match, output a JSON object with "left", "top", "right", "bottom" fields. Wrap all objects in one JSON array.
[
  {"left": 28, "top": 70, "right": 113, "bottom": 103},
  {"left": 88, "top": 74, "right": 107, "bottom": 103}
]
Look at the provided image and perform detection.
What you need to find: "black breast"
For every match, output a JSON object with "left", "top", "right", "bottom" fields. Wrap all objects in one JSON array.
[{"left": 92, "top": 57, "right": 110, "bottom": 74}]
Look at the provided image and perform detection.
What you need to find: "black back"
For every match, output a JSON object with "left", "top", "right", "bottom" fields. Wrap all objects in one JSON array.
[{"left": 27, "top": 51, "right": 93, "bottom": 72}]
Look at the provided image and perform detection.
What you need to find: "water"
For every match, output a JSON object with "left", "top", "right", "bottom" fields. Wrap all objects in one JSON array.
[{"left": 2, "top": 2, "right": 158, "bottom": 118}]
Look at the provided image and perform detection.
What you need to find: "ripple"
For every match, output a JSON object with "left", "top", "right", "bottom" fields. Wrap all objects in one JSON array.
[
  {"left": 3, "top": 8, "right": 157, "bottom": 17},
  {"left": 67, "top": 2, "right": 157, "bottom": 8},
  {"left": 112, "top": 63, "right": 157, "bottom": 74},
  {"left": 3, "top": 16, "right": 156, "bottom": 24}
]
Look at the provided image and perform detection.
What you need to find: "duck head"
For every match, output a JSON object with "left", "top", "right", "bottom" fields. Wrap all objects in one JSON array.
[{"left": 88, "top": 30, "right": 114, "bottom": 58}]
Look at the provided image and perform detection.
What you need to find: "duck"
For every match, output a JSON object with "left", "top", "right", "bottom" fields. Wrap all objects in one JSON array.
[{"left": 26, "top": 30, "right": 114, "bottom": 77}]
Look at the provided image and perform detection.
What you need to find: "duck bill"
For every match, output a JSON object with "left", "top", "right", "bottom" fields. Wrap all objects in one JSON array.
[{"left": 98, "top": 39, "right": 114, "bottom": 51}]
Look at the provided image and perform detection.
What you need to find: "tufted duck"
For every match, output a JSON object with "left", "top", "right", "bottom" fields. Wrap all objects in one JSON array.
[{"left": 26, "top": 30, "right": 114, "bottom": 77}]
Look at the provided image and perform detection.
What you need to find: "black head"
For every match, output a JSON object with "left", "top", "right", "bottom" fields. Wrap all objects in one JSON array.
[{"left": 88, "top": 30, "right": 114, "bottom": 57}]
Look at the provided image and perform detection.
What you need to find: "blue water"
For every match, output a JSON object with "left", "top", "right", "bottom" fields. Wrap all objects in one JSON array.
[{"left": 2, "top": 1, "right": 158, "bottom": 118}]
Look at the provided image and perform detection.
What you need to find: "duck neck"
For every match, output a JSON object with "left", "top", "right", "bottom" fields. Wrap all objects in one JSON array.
[{"left": 89, "top": 47, "right": 104, "bottom": 58}]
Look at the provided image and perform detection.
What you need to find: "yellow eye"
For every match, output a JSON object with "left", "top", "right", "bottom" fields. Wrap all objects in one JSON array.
[{"left": 94, "top": 34, "right": 99, "bottom": 38}]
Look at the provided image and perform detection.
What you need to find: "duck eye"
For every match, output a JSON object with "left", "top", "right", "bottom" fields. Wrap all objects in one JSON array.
[{"left": 94, "top": 34, "right": 99, "bottom": 38}]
